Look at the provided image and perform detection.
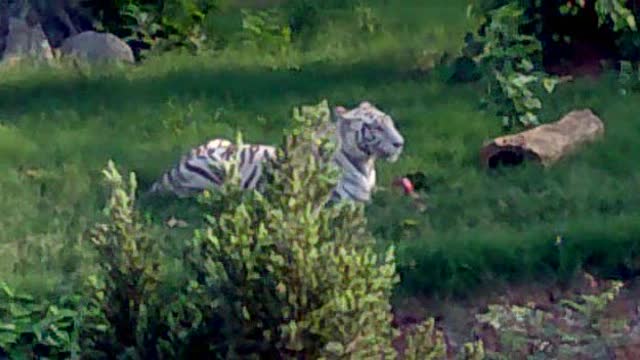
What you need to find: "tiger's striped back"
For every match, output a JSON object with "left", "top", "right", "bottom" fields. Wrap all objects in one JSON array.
[{"left": 148, "top": 138, "right": 277, "bottom": 198}]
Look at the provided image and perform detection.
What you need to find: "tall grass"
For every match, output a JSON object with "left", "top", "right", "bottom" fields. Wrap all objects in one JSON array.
[{"left": 1, "top": 0, "right": 639, "bottom": 299}]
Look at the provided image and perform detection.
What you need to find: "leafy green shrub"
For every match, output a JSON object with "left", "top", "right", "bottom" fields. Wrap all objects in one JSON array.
[
  {"left": 461, "top": 340, "right": 486, "bottom": 360},
  {"left": 466, "top": 2, "right": 558, "bottom": 128},
  {"left": 180, "top": 100, "right": 405, "bottom": 358},
  {"left": 561, "top": 0, "right": 636, "bottom": 31},
  {"left": 464, "top": 0, "right": 640, "bottom": 128},
  {"left": 79, "top": 160, "right": 166, "bottom": 358},
  {"left": 0, "top": 282, "right": 80, "bottom": 359},
  {"left": 285, "top": 0, "right": 321, "bottom": 36},
  {"left": 239, "top": 7, "right": 297, "bottom": 69},
  {"left": 401, "top": 318, "right": 447, "bottom": 359},
  {"left": 470, "top": 0, "right": 637, "bottom": 41},
  {"left": 522, "top": 0, "right": 638, "bottom": 68},
  {"left": 117, "top": 2, "right": 164, "bottom": 52},
  {"left": 354, "top": 3, "right": 382, "bottom": 34},
  {"left": 616, "top": 59, "right": 640, "bottom": 95},
  {"left": 82, "top": 160, "right": 226, "bottom": 358},
  {"left": 85, "top": 0, "right": 228, "bottom": 57},
  {"left": 283, "top": 0, "right": 377, "bottom": 38}
]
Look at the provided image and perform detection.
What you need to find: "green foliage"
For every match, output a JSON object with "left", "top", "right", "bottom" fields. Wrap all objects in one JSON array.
[
  {"left": 528, "top": 0, "right": 639, "bottom": 53},
  {"left": 402, "top": 318, "right": 447, "bottom": 359},
  {"left": 593, "top": 0, "right": 637, "bottom": 32},
  {"left": 465, "top": 0, "right": 639, "bottom": 128},
  {"left": 0, "top": 282, "right": 80, "bottom": 359},
  {"left": 472, "top": 0, "right": 637, "bottom": 35},
  {"left": 616, "top": 59, "right": 640, "bottom": 95},
  {"left": 475, "top": 276, "right": 632, "bottom": 359},
  {"left": 551, "top": 0, "right": 639, "bottom": 55},
  {"left": 240, "top": 8, "right": 292, "bottom": 53},
  {"left": 461, "top": 340, "right": 486, "bottom": 360},
  {"left": 553, "top": 0, "right": 635, "bottom": 24},
  {"left": 157, "top": 0, "right": 221, "bottom": 52},
  {"left": 118, "top": 3, "right": 164, "bottom": 51},
  {"left": 285, "top": 0, "right": 322, "bottom": 35},
  {"left": 87, "top": 0, "right": 228, "bottom": 56},
  {"left": 467, "top": 2, "right": 557, "bottom": 128},
  {"left": 181, "top": 99, "right": 406, "bottom": 358},
  {"left": 354, "top": 3, "right": 382, "bottom": 34},
  {"left": 80, "top": 160, "right": 165, "bottom": 358},
  {"left": 239, "top": 8, "right": 299, "bottom": 69}
]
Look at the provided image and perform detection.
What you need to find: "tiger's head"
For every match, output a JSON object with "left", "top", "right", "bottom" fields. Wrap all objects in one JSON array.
[{"left": 334, "top": 101, "right": 405, "bottom": 162}]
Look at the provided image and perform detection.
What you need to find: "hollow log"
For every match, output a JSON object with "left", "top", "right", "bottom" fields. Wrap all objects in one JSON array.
[{"left": 480, "top": 109, "right": 605, "bottom": 168}]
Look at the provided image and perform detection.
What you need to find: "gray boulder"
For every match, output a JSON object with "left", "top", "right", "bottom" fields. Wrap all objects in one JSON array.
[{"left": 60, "top": 31, "right": 135, "bottom": 64}]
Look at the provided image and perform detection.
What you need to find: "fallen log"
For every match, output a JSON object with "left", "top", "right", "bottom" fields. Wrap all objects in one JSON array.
[{"left": 480, "top": 109, "right": 605, "bottom": 168}]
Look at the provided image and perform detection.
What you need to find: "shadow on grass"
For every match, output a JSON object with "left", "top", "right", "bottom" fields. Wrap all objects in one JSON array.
[{"left": 0, "top": 57, "right": 412, "bottom": 121}]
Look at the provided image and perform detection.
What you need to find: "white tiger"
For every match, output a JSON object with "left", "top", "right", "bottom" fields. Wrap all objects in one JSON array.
[{"left": 148, "top": 101, "right": 405, "bottom": 203}]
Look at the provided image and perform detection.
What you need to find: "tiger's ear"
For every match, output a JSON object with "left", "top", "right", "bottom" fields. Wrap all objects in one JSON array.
[
  {"left": 335, "top": 106, "right": 358, "bottom": 130},
  {"left": 334, "top": 106, "right": 347, "bottom": 116},
  {"left": 333, "top": 106, "right": 347, "bottom": 124}
]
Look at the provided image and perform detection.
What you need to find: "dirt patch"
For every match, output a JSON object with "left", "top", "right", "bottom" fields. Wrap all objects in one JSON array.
[
  {"left": 545, "top": 39, "right": 613, "bottom": 79},
  {"left": 536, "top": 1, "right": 619, "bottom": 79}
]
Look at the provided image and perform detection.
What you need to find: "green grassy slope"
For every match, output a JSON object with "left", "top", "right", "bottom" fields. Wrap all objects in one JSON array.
[{"left": 1, "top": 0, "right": 639, "bottom": 298}]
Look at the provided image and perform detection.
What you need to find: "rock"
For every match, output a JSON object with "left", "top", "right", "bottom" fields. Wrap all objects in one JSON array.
[
  {"left": 1, "top": 17, "right": 53, "bottom": 64},
  {"left": 60, "top": 31, "right": 135, "bottom": 64},
  {"left": 480, "top": 109, "right": 605, "bottom": 168}
]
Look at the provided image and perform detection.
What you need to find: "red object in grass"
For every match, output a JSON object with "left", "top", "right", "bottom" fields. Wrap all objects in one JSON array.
[{"left": 393, "top": 177, "right": 415, "bottom": 195}]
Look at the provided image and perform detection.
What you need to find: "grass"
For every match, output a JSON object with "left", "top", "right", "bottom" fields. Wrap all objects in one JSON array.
[{"left": 1, "top": 0, "right": 640, "bottom": 300}]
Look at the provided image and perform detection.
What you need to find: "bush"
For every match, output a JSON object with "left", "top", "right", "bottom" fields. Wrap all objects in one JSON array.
[
  {"left": 353, "top": 2, "right": 382, "bottom": 34},
  {"left": 79, "top": 160, "right": 166, "bottom": 358},
  {"left": 401, "top": 318, "right": 448, "bottom": 359},
  {"left": 0, "top": 282, "right": 80, "bottom": 359},
  {"left": 464, "top": 0, "right": 640, "bottom": 128},
  {"left": 83, "top": 0, "right": 228, "bottom": 57},
  {"left": 240, "top": 8, "right": 293, "bottom": 54},
  {"left": 465, "top": 2, "right": 558, "bottom": 129},
  {"left": 181, "top": 100, "right": 407, "bottom": 357},
  {"left": 285, "top": 0, "right": 321, "bottom": 36},
  {"left": 469, "top": 0, "right": 637, "bottom": 41}
]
